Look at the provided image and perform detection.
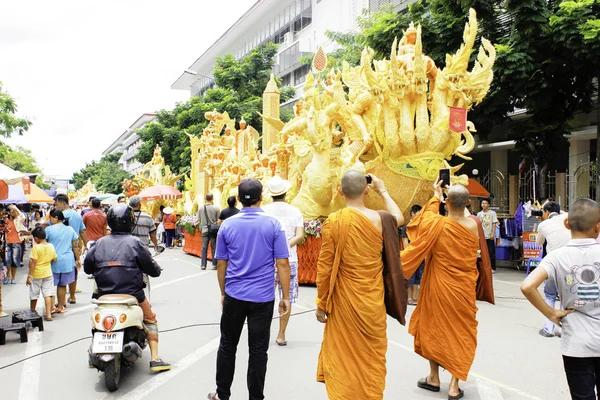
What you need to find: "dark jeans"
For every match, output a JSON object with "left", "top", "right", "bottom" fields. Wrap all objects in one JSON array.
[
  {"left": 5, "top": 243, "right": 22, "bottom": 268},
  {"left": 563, "top": 356, "right": 600, "bottom": 400},
  {"left": 165, "top": 229, "right": 176, "bottom": 247},
  {"left": 202, "top": 232, "right": 217, "bottom": 267},
  {"left": 216, "top": 294, "right": 274, "bottom": 400},
  {"left": 486, "top": 238, "right": 496, "bottom": 270}
]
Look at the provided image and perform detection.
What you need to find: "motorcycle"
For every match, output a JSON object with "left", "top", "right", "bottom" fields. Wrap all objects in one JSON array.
[{"left": 87, "top": 243, "right": 165, "bottom": 392}]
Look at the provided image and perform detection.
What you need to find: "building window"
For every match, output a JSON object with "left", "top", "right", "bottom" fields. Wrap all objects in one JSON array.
[
  {"left": 281, "top": 73, "right": 292, "bottom": 87},
  {"left": 294, "top": 65, "right": 310, "bottom": 86}
]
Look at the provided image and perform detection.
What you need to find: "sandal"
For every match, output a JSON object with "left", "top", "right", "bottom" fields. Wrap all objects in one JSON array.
[
  {"left": 207, "top": 393, "right": 219, "bottom": 400},
  {"left": 417, "top": 377, "right": 440, "bottom": 392},
  {"left": 54, "top": 308, "right": 67, "bottom": 314},
  {"left": 67, "top": 298, "right": 77, "bottom": 304},
  {"left": 449, "top": 388, "right": 464, "bottom": 400},
  {"left": 276, "top": 339, "right": 287, "bottom": 346},
  {"left": 44, "top": 316, "right": 53, "bottom": 321}
]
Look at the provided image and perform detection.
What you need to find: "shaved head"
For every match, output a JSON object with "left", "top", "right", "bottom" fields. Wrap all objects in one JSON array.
[
  {"left": 568, "top": 198, "right": 600, "bottom": 232},
  {"left": 341, "top": 170, "right": 368, "bottom": 200},
  {"left": 447, "top": 185, "right": 470, "bottom": 210}
]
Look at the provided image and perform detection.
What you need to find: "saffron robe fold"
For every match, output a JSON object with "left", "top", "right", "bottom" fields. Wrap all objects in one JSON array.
[
  {"left": 469, "top": 215, "right": 495, "bottom": 304},
  {"left": 401, "top": 197, "right": 479, "bottom": 381},
  {"left": 316, "top": 208, "right": 387, "bottom": 400}
]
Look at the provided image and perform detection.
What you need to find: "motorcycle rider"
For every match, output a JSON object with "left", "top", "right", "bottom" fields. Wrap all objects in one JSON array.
[{"left": 84, "top": 204, "right": 171, "bottom": 372}]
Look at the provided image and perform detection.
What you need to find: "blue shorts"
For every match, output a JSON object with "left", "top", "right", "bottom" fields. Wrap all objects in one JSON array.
[
  {"left": 53, "top": 270, "right": 76, "bottom": 287},
  {"left": 408, "top": 263, "right": 424, "bottom": 286}
]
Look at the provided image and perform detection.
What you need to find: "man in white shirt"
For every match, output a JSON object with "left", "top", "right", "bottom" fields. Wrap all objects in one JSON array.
[
  {"left": 263, "top": 176, "right": 304, "bottom": 346},
  {"left": 477, "top": 198, "right": 498, "bottom": 272},
  {"left": 535, "top": 201, "right": 570, "bottom": 338}
]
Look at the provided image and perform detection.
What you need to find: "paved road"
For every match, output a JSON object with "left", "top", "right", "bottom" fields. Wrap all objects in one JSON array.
[{"left": 0, "top": 249, "right": 569, "bottom": 399}]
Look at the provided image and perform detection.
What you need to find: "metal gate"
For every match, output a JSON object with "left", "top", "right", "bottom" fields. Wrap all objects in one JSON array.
[{"left": 481, "top": 170, "right": 508, "bottom": 214}]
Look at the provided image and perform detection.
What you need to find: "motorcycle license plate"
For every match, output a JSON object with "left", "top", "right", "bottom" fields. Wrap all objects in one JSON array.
[{"left": 92, "top": 332, "right": 124, "bottom": 354}]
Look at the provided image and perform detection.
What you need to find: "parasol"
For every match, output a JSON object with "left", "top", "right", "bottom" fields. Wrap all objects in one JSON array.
[
  {"left": 0, "top": 185, "right": 28, "bottom": 204},
  {"left": 466, "top": 179, "right": 490, "bottom": 198},
  {"left": 16, "top": 181, "right": 53, "bottom": 203},
  {"left": 138, "top": 185, "right": 182, "bottom": 201}
]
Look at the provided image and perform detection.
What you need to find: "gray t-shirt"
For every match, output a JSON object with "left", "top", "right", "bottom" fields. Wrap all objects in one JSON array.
[
  {"left": 197, "top": 204, "right": 220, "bottom": 234},
  {"left": 477, "top": 210, "right": 498, "bottom": 239},
  {"left": 541, "top": 238, "right": 600, "bottom": 357}
]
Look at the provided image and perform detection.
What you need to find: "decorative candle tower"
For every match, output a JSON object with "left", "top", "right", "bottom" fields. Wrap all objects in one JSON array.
[{"left": 262, "top": 74, "right": 280, "bottom": 152}]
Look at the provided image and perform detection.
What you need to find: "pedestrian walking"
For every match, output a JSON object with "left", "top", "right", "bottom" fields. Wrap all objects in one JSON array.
[
  {"left": 402, "top": 182, "right": 494, "bottom": 400},
  {"left": 26, "top": 227, "right": 57, "bottom": 321},
  {"left": 198, "top": 194, "right": 219, "bottom": 270},
  {"left": 45, "top": 209, "right": 80, "bottom": 314},
  {"left": 477, "top": 198, "right": 498, "bottom": 272},
  {"left": 521, "top": 198, "right": 600, "bottom": 400},
  {"left": 535, "top": 201, "right": 570, "bottom": 338},
  {"left": 162, "top": 207, "right": 177, "bottom": 248},
  {"left": 3, "top": 205, "right": 29, "bottom": 284},
  {"left": 207, "top": 178, "right": 290, "bottom": 400},
  {"left": 129, "top": 195, "right": 159, "bottom": 248},
  {"left": 82, "top": 198, "right": 107, "bottom": 241},
  {"left": 263, "top": 176, "right": 304, "bottom": 346},
  {"left": 315, "top": 171, "right": 403, "bottom": 400},
  {"left": 401, "top": 204, "right": 424, "bottom": 306},
  {"left": 51, "top": 194, "right": 87, "bottom": 304},
  {"left": 218, "top": 196, "right": 239, "bottom": 223}
]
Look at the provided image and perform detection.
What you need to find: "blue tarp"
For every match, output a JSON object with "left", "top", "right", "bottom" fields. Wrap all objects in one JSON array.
[{"left": 0, "top": 185, "right": 28, "bottom": 204}]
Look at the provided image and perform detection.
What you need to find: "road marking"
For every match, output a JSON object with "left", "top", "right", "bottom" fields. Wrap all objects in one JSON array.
[
  {"left": 494, "top": 279, "right": 524, "bottom": 286},
  {"left": 477, "top": 378, "right": 505, "bottom": 400},
  {"left": 388, "top": 340, "right": 541, "bottom": 400},
  {"left": 66, "top": 271, "right": 209, "bottom": 316},
  {"left": 169, "top": 257, "right": 203, "bottom": 268},
  {"left": 108, "top": 336, "right": 221, "bottom": 400},
  {"left": 17, "top": 331, "right": 43, "bottom": 400}
]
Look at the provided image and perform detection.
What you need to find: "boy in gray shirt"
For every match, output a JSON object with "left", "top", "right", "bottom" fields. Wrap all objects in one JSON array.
[{"left": 521, "top": 198, "right": 600, "bottom": 400}]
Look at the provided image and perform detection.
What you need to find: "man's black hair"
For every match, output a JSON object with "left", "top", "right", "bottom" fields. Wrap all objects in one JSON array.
[
  {"left": 91, "top": 198, "right": 101, "bottom": 209},
  {"left": 481, "top": 198, "right": 491, "bottom": 205},
  {"left": 543, "top": 201, "right": 561, "bottom": 215},
  {"left": 227, "top": 196, "right": 237, "bottom": 208},
  {"left": 272, "top": 193, "right": 286, "bottom": 201},
  {"left": 410, "top": 204, "right": 422, "bottom": 214},
  {"left": 54, "top": 194, "right": 69, "bottom": 205}
]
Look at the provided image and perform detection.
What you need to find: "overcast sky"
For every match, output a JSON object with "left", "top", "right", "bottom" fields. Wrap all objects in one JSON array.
[{"left": 0, "top": 0, "right": 256, "bottom": 178}]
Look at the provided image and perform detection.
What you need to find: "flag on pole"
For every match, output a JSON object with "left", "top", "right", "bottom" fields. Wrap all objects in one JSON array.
[
  {"left": 22, "top": 177, "right": 31, "bottom": 194},
  {"left": 518, "top": 159, "right": 526, "bottom": 174},
  {"left": 449, "top": 106, "right": 467, "bottom": 132}
]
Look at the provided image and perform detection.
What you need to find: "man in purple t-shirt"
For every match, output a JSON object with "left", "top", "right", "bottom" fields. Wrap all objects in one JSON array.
[{"left": 207, "top": 178, "right": 290, "bottom": 400}]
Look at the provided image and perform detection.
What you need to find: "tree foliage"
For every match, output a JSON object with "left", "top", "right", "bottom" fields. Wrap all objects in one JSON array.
[
  {"left": 323, "top": 0, "right": 599, "bottom": 197},
  {"left": 0, "top": 142, "right": 41, "bottom": 173},
  {"left": 72, "top": 153, "right": 130, "bottom": 194},
  {"left": 0, "top": 81, "right": 31, "bottom": 137},
  {"left": 135, "top": 43, "right": 296, "bottom": 174}
]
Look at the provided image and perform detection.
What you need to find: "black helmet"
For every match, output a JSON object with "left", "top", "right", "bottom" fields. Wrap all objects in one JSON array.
[{"left": 107, "top": 204, "right": 135, "bottom": 233}]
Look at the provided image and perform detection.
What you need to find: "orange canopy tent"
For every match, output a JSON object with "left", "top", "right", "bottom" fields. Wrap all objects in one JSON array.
[
  {"left": 466, "top": 178, "right": 490, "bottom": 198},
  {"left": 16, "top": 181, "right": 54, "bottom": 203}
]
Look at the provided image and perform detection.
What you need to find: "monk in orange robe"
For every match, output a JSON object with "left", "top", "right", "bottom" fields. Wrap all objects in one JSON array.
[
  {"left": 315, "top": 170, "right": 403, "bottom": 400},
  {"left": 401, "top": 182, "right": 480, "bottom": 400}
]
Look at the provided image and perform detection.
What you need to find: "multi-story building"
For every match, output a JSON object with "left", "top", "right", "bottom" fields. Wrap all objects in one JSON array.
[
  {"left": 171, "top": 0, "right": 415, "bottom": 100},
  {"left": 102, "top": 113, "right": 156, "bottom": 176}
]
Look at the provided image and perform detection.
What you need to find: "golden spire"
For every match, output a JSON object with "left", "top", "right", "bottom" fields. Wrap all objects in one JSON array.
[{"left": 264, "top": 74, "right": 280, "bottom": 94}]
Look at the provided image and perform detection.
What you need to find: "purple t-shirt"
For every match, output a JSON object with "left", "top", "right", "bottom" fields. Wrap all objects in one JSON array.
[{"left": 215, "top": 207, "right": 289, "bottom": 303}]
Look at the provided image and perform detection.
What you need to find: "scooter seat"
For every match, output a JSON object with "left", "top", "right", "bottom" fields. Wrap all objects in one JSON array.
[{"left": 92, "top": 294, "right": 139, "bottom": 306}]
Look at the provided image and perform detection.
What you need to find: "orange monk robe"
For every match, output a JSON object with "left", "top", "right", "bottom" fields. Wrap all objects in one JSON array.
[
  {"left": 401, "top": 197, "right": 479, "bottom": 381},
  {"left": 316, "top": 208, "right": 387, "bottom": 400}
]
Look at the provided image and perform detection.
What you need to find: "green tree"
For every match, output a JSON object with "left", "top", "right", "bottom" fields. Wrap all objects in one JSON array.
[
  {"left": 0, "top": 143, "right": 41, "bottom": 173},
  {"left": 72, "top": 153, "right": 130, "bottom": 194},
  {"left": 0, "top": 81, "right": 31, "bottom": 137},
  {"left": 136, "top": 43, "right": 296, "bottom": 174}
]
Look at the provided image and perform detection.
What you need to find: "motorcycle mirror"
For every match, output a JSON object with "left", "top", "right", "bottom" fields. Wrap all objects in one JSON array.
[{"left": 154, "top": 244, "right": 166, "bottom": 255}]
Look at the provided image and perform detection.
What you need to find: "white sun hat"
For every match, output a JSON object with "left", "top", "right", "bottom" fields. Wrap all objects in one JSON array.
[
  {"left": 267, "top": 175, "right": 292, "bottom": 196},
  {"left": 163, "top": 206, "right": 175, "bottom": 214}
]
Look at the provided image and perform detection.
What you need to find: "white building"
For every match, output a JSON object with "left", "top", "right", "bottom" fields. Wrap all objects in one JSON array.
[
  {"left": 171, "top": 0, "right": 414, "bottom": 99},
  {"left": 102, "top": 113, "right": 156, "bottom": 176}
]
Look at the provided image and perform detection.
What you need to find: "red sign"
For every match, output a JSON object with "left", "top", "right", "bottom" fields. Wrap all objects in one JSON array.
[
  {"left": 22, "top": 177, "right": 31, "bottom": 194},
  {"left": 523, "top": 232, "right": 543, "bottom": 260},
  {"left": 449, "top": 106, "right": 467, "bottom": 132}
]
